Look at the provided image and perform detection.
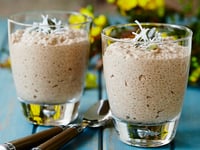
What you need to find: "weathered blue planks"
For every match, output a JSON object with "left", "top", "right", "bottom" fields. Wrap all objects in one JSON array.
[
  {"left": 175, "top": 87, "right": 200, "bottom": 150},
  {"left": 0, "top": 69, "right": 34, "bottom": 142}
]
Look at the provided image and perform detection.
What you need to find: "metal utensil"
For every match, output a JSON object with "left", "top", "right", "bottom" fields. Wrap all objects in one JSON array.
[{"left": 32, "top": 99, "right": 111, "bottom": 150}]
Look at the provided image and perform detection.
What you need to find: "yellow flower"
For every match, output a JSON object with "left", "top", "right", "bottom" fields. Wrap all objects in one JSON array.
[
  {"left": 145, "top": 0, "right": 165, "bottom": 10},
  {"left": 117, "top": 0, "right": 137, "bottom": 11},
  {"left": 91, "top": 26, "right": 102, "bottom": 37},
  {"left": 80, "top": 7, "right": 94, "bottom": 19},
  {"left": 79, "top": 5, "right": 108, "bottom": 45},
  {"left": 155, "top": 0, "right": 165, "bottom": 7},
  {"left": 138, "top": 0, "right": 165, "bottom": 10},
  {"left": 157, "top": 7, "right": 165, "bottom": 17},
  {"left": 107, "top": 0, "right": 116, "bottom": 3},
  {"left": 68, "top": 14, "right": 86, "bottom": 24},
  {"left": 138, "top": 0, "right": 148, "bottom": 8},
  {"left": 189, "top": 68, "right": 200, "bottom": 83},
  {"left": 85, "top": 72, "right": 97, "bottom": 89},
  {"left": 90, "top": 36, "right": 95, "bottom": 43},
  {"left": 94, "top": 15, "right": 107, "bottom": 27}
]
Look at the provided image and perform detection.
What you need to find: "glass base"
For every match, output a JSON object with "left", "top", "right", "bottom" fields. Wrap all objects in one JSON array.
[
  {"left": 113, "top": 116, "right": 179, "bottom": 147},
  {"left": 19, "top": 99, "right": 80, "bottom": 126}
]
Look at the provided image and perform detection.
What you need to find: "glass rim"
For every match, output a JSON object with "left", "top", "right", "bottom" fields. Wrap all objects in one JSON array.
[
  {"left": 8, "top": 10, "right": 92, "bottom": 27},
  {"left": 101, "top": 22, "right": 193, "bottom": 43}
]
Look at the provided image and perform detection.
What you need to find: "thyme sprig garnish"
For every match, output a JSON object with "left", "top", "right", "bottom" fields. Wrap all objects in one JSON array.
[
  {"left": 132, "top": 20, "right": 162, "bottom": 50},
  {"left": 29, "top": 15, "right": 66, "bottom": 34}
]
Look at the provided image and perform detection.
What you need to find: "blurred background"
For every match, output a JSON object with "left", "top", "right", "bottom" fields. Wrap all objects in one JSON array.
[
  {"left": 1, "top": 0, "right": 198, "bottom": 17},
  {"left": 0, "top": 0, "right": 112, "bottom": 17}
]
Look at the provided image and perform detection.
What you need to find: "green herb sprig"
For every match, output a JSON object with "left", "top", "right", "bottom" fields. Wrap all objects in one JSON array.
[
  {"left": 29, "top": 15, "right": 66, "bottom": 34},
  {"left": 132, "top": 20, "right": 162, "bottom": 50}
]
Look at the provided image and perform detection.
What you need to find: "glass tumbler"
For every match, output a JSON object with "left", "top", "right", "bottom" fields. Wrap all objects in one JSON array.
[
  {"left": 8, "top": 11, "right": 92, "bottom": 126},
  {"left": 101, "top": 23, "right": 192, "bottom": 147}
]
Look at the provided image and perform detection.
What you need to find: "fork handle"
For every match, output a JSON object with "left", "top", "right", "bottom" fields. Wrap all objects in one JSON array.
[
  {"left": 32, "top": 124, "right": 84, "bottom": 150},
  {"left": 0, "top": 126, "right": 64, "bottom": 150}
]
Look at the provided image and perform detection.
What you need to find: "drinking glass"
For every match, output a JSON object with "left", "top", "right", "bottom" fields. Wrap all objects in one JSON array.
[
  {"left": 101, "top": 23, "right": 192, "bottom": 147},
  {"left": 8, "top": 11, "right": 92, "bottom": 126}
]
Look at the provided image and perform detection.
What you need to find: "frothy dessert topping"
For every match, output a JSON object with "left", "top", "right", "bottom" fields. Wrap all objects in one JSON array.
[
  {"left": 28, "top": 15, "right": 68, "bottom": 34},
  {"left": 103, "top": 23, "right": 190, "bottom": 123},
  {"left": 12, "top": 28, "right": 88, "bottom": 46},
  {"left": 11, "top": 15, "right": 88, "bottom": 46},
  {"left": 132, "top": 20, "right": 162, "bottom": 50},
  {"left": 103, "top": 38, "right": 189, "bottom": 123},
  {"left": 9, "top": 15, "right": 90, "bottom": 104}
]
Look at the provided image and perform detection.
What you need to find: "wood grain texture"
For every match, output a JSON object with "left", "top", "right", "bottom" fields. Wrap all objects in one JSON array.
[
  {"left": 0, "top": 69, "right": 34, "bottom": 142},
  {"left": 175, "top": 87, "right": 200, "bottom": 149}
]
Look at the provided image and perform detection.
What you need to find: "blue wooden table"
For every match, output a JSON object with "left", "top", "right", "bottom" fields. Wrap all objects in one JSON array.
[{"left": 1, "top": 18, "right": 200, "bottom": 150}]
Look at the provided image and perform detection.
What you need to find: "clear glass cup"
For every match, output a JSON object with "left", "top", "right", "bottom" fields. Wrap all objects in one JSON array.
[
  {"left": 101, "top": 23, "right": 192, "bottom": 147},
  {"left": 8, "top": 11, "right": 92, "bottom": 126}
]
